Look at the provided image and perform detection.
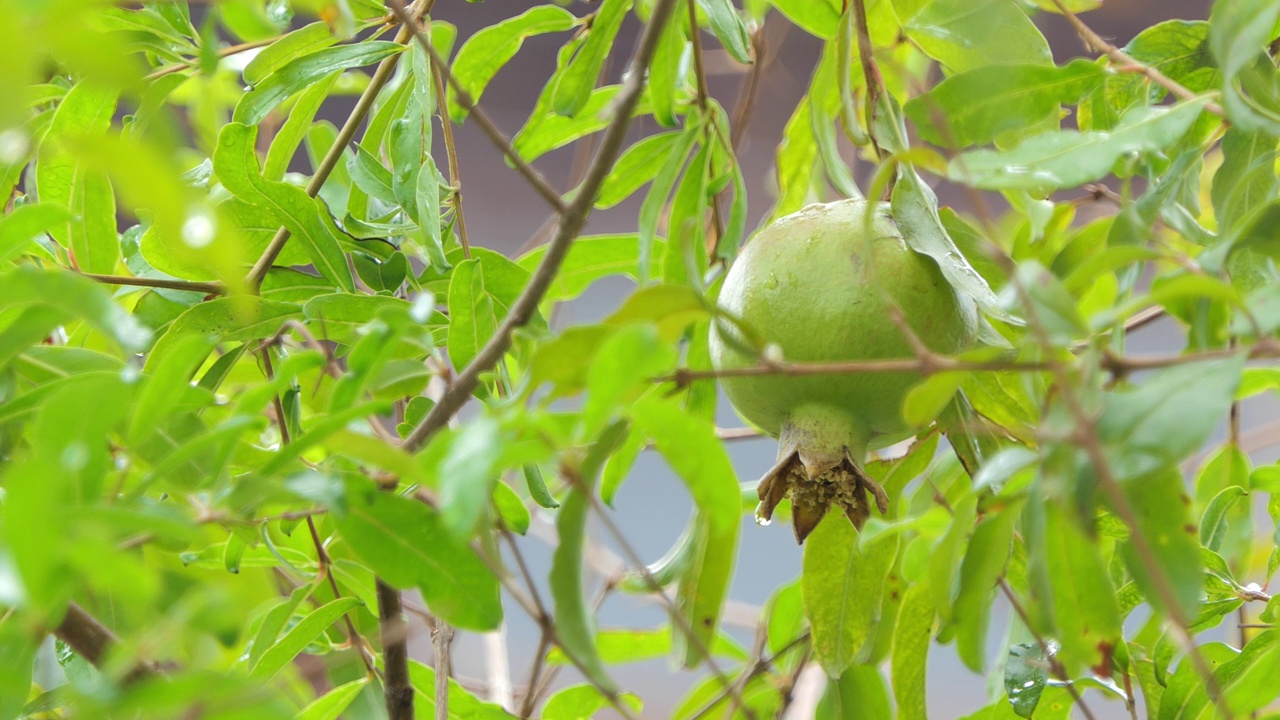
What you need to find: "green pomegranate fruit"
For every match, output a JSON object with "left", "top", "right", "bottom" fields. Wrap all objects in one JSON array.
[{"left": 710, "top": 199, "right": 978, "bottom": 543}]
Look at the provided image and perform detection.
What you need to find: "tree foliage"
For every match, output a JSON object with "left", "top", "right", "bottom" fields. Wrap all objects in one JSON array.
[{"left": 0, "top": 0, "right": 1278, "bottom": 718}]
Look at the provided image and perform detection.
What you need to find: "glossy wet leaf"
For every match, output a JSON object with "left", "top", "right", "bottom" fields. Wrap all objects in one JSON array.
[{"left": 235, "top": 42, "right": 405, "bottom": 125}]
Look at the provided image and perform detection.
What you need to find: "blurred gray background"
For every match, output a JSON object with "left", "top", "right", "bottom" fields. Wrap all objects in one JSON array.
[{"left": 365, "top": 1, "right": 1273, "bottom": 718}]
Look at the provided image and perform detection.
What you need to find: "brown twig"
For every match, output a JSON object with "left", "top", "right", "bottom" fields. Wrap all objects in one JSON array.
[
  {"left": 851, "top": 0, "right": 886, "bottom": 160},
  {"left": 661, "top": 339, "right": 1279, "bottom": 386},
  {"left": 53, "top": 603, "right": 159, "bottom": 683},
  {"left": 586, "top": 494, "right": 759, "bottom": 720},
  {"left": 425, "top": 25, "right": 472, "bottom": 260},
  {"left": 245, "top": 0, "right": 435, "bottom": 289},
  {"left": 483, "top": 532, "right": 640, "bottom": 720},
  {"left": 260, "top": 349, "right": 378, "bottom": 678},
  {"left": 992, "top": 257, "right": 1234, "bottom": 717},
  {"left": 1049, "top": 0, "right": 1224, "bottom": 117},
  {"left": 399, "top": 0, "right": 682, "bottom": 453},
  {"left": 377, "top": 580, "right": 414, "bottom": 720},
  {"left": 517, "top": 633, "right": 552, "bottom": 718},
  {"left": 81, "top": 272, "right": 225, "bottom": 295},
  {"left": 998, "top": 580, "right": 1100, "bottom": 720},
  {"left": 433, "top": 621, "right": 453, "bottom": 720},
  {"left": 144, "top": 36, "right": 280, "bottom": 81},
  {"left": 729, "top": 20, "right": 768, "bottom": 149}
]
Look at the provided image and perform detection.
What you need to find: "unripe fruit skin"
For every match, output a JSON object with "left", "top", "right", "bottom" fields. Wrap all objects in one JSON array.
[{"left": 710, "top": 200, "right": 978, "bottom": 541}]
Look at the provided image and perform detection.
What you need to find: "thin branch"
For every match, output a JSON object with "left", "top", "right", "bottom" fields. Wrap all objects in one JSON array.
[
  {"left": 81, "top": 272, "right": 225, "bottom": 295},
  {"left": 54, "top": 603, "right": 158, "bottom": 683},
  {"left": 729, "top": 20, "right": 769, "bottom": 149},
  {"left": 434, "top": 621, "right": 454, "bottom": 720},
  {"left": 483, "top": 533, "right": 640, "bottom": 720},
  {"left": 998, "top": 580, "right": 1100, "bottom": 720},
  {"left": 307, "top": 516, "right": 379, "bottom": 677},
  {"left": 399, "top": 0, "right": 683, "bottom": 453},
  {"left": 1050, "top": 0, "right": 1224, "bottom": 117},
  {"left": 851, "top": 0, "right": 886, "bottom": 160},
  {"left": 587, "top": 495, "right": 759, "bottom": 720},
  {"left": 244, "top": 0, "right": 435, "bottom": 289},
  {"left": 517, "top": 633, "right": 551, "bottom": 718},
  {"left": 144, "top": 36, "right": 280, "bottom": 81},
  {"left": 992, "top": 254, "right": 1234, "bottom": 716},
  {"left": 426, "top": 28, "right": 472, "bottom": 259},
  {"left": 261, "top": 349, "right": 378, "bottom": 678},
  {"left": 377, "top": 580, "right": 414, "bottom": 720},
  {"left": 662, "top": 339, "right": 1279, "bottom": 385}
]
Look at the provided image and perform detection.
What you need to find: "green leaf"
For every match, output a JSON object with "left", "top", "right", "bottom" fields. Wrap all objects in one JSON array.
[
  {"left": 671, "top": 514, "right": 739, "bottom": 668},
  {"left": 234, "top": 42, "right": 406, "bottom": 125},
  {"left": 447, "top": 248, "right": 544, "bottom": 370},
  {"left": 519, "top": 234, "right": 665, "bottom": 303},
  {"left": 1209, "top": 0, "right": 1280, "bottom": 134},
  {"left": 35, "top": 82, "right": 119, "bottom": 230},
  {"left": 906, "top": 60, "right": 1105, "bottom": 148},
  {"left": 596, "top": 132, "right": 685, "bottom": 209},
  {"left": 332, "top": 489, "right": 502, "bottom": 631},
  {"left": 407, "top": 660, "right": 516, "bottom": 719},
  {"left": 249, "top": 597, "right": 363, "bottom": 680},
  {"left": 803, "top": 514, "right": 897, "bottom": 677},
  {"left": 542, "top": 685, "right": 641, "bottom": 720},
  {"left": 551, "top": 0, "right": 632, "bottom": 117},
  {"left": 346, "top": 144, "right": 397, "bottom": 204},
  {"left": 647, "top": 3, "right": 687, "bottom": 127},
  {"left": 1004, "top": 642, "right": 1050, "bottom": 718},
  {"left": 0, "top": 204, "right": 69, "bottom": 266},
  {"left": 695, "top": 0, "right": 752, "bottom": 64},
  {"left": 1218, "top": 630, "right": 1280, "bottom": 715},
  {"left": 1212, "top": 128, "right": 1277, "bottom": 240},
  {"left": 953, "top": 504, "right": 1017, "bottom": 672},
  {"left": 67, "top": 168, "right": 118, "bottom": 274},
  {"left": 447, "top": 5, "right": 578, "bottom": 123},
  {"left": 892, "top": 168, "right": 1017, "bottom": 325},
  {"left": 214, "top": 123, "right": 355, "bottom": 291},
  {"left": 247, "top": 583, "right": 315, "bottom": 671},
  {"left": 0, "top": 624, "right": 37, "bottom": 720},
  {"left": 891, "top": 581, "right": 934, "bottom": 720},
  {"left": 771, "top": 0, "right": 840, "bottom": 38},
  {"left": 515, "top": 84, "right": 654, "bottom": 162},
  {"left": 1106, "top": 20, "right": 1217, "bottom": 118},
  {"left": 1028, "top": 501, "right": 1122, "bottom": 673},
  {"left": 638, "top": 125, "right": 700, "bottom": 281},
  {"left": 0, "top": 266, "right": 151, "bottom": 356},
  {"left": 143, "top": 296, "right": 301, "bottom": 374},
  {"left": 1097, "top": 356, "right": 1245, "bottom": 480},
  {"left": 550, "top": 422, "right": 627, "bottom": 694},
  {"left": 431, "top": 416, "right": 504, "bottom": 541},
  {"left": 293, "top": 678, "right": 370, "bottom": 720},
  {"left": 894, "top": 0, "right": 1051, "bottom": 73},
  {"left": 628, "top": 395, "right": 740, "bottom": 535},
  {"left": 773, "top": 96, "right": 820, "bottom": 219},
  {"left": 244, "top": 22, "right": 337, "bottom": 85},
  {"left": 1120, "top": 466, "right": 1202, "bottom": 622},
  {"left": 817, "top": 664, "right": 892, "bottom": 719},
  {"left": 952, "top": 98, "right": 1212, "bottom": 193},
  {"left": 582, "top": 325, "right": 676, "bottom": 439},
  {"left": 266, "top": 73, "right": 340, "bottom": 181},
  {"left": 1195, "top": 444, "right": 1252, "bottom": 563}
]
